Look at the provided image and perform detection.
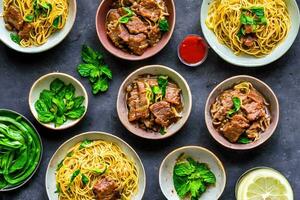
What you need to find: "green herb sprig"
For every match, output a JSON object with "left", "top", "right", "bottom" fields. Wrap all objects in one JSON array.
[
  {"left": 77, "top": 45, "right": 112, "bottom": 95},
  {"left": 227, "top": 97, "right": 241, "bottom": 117},
  {"left": 34, "top": 78, "right": 86, "bottom": 127},
  {"left": 158, "top": 18, "right": 169, "bottom": 32},
  {"left": 118, "top": 7, "right": 134, "bottom": 24},
  {"left": 173, "top": 156, "right": 216, "bottom": 199}
]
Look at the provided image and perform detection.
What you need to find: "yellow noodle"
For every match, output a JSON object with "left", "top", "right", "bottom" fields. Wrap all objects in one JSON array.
[
  {"left": 3, "top": 0, "right": 68, "bottom": 47},
  {"left": 205, "top": 0, "right": 290, "bottom": 57},
  {"left": 56, "top": 140, "right": 139, "bottom": 200}
]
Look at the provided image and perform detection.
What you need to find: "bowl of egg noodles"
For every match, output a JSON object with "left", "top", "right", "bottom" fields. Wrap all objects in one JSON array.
[
  {"left": 0, "top": 0, "right": 77, "bottom": 53},
  {"left": 201, "top": 0, "right": 300, "bottom": 67}
]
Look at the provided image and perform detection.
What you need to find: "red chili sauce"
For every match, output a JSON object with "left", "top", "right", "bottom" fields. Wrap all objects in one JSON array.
[{"left": 178, "top": 35, "right": 207, "bottom": 65}]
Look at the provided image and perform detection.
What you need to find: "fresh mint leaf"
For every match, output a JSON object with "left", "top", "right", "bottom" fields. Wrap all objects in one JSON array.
[
  {"left": 50, "top": 78, "right": 65, "bottom": 94},
  {"left": 174, "top": 162, "right": 195, "bottom": 176},
  {"left": 65, "top": 106, "right": 85, "bottom": 119},
  {"left": 73, "top": 96, "right": 85, "bottom": 109},
  {"left": 81, "top": 45, "right": 103, "bottom": 65},
  {"left": 100, "top": 66, "right": 112, "bottom": 79},
  {"left": 77, "top": 64, "right": 97, "bottom": 77},
  {"left": 64, "top": 84, "right": 75, "bottom": 100},
  {"left": 173, "top": 174, "right": 190, "bottom": 198},
  {"left": 38, "top": 112, "right": 55, "bottom": 123},
  {"left": 92, "top": 78, "right": 109, "bottom": 94}
]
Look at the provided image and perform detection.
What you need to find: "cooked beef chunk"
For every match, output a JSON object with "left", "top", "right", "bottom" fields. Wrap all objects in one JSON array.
[
  {"left": 221, "top": 114, "right": 250, "bottom": 143},
  {"left": 127, "top": 81, "right": 150, "bottom": 121},
  {"left": 93, "top": 177, "right": 120, "bottom": 200},
  {"left": 18, "top": 23, "right": 32, "bottom": 40},
  {"left": 125, "top": 16, "right": 148, "bottom": 34},
  {"left": 4, "top": 6, "right": 24, "bottom": 31},
  {"left": 131, "top": 0, "right": 161, "bottom": 22},
  {"left": 128, "top": 33, "right": 149, "bottom": 55},
  {"left": 150, "top": 101, "right": 176, "bottom": 127},
  {"left": 147, "top": 25, "right": 161, "bottom": 46},
  {"left": 246, "top": 122, "right": 260, "bottom": 140},
  {"left": 247, "top": 90, "right": 265, "bottom": 105},
  {"left": 165, "top": 83, "right": 181, "bottom": 105},
  {"left": 242, "top": 101, "right": 265, "bottom": 121}
]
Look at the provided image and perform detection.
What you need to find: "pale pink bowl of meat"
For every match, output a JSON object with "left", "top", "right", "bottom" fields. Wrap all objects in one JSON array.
[
  {"left": 95, "top": 0, "right": 176, "bottom": 61},
  {"left": 117, "top": 65, "right": 192, "bottom": 139},
  {"left": 205, "top": 75, "right": 279, "bottom": 150}
]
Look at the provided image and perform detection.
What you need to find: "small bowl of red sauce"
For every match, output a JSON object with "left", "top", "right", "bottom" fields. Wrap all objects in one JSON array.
[{"left": 178, "top": 34, "right": 208, "bottom": 67}]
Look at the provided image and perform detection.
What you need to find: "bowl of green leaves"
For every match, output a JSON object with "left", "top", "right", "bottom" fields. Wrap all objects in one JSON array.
[
  {"left": 29, "top": 72, "right": 88, "bottom": 130},
  {"left": 159, "top": 146, "right": 226, "bottom": 200},
  {"left": 0, "top": 109, "right": 43, "bottom": 191}
]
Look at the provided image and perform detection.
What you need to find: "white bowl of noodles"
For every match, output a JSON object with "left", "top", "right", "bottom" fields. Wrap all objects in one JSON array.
[
  {"left": 0, "top": 0, "right": 76, "bottom": 53},
  {"left": 45, "top": 131, "right": 146, "bottom": 200},
  {"left": 201, "top": 0, "right": 300, "bottom": 67}
]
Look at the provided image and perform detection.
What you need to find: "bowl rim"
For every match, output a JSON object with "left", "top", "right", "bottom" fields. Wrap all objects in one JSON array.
[
  {"left": 159, "top": 145, "right": 227, "bottom": 199},
  {"left": 204, "top": 75, "right": 280, "bottom": 150},
  {"left": 200, "top": 0, "right": 300, "bottom": 67},
  {"left": 116, "top": 64, "right": 192, "bottom": 140},
  {"left": 0, "top": 0, "right": 77, "bottom": 53},
  {"left": 45, "top": 131, "right": 146, "bottom": 199},
  {"left": 95, "top": 0, "right": 176, "bottom": 61},
  {"left": 0, "top": 108, "right": 43, "bottom": 192},
  {"left": 28, "top": 72, "right": 89, "bottom": 130}
]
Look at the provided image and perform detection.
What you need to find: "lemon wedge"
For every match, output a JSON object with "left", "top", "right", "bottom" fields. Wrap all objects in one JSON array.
[{"left": 236, "top": 168, "right": 293, "bottom": 200}]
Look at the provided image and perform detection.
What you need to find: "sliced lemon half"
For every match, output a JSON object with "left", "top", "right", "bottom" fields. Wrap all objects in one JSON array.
[{"left": 236, "top": 168, "right": 293, "bottom": 200}]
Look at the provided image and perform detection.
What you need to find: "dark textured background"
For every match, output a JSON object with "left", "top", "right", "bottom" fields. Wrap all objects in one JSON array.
[{"left": 0, "top": 0, "right": 300, "bottom": 199}]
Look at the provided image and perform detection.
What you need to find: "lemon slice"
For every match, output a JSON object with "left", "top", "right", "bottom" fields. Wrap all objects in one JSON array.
[{"left": 236, "top": 168, "right": 293, "bottom": 200}]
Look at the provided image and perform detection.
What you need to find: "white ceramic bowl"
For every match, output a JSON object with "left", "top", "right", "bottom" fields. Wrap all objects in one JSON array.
[
  {"left": 0, "top": 0, "right": 77, "bottom": 53},
  {"left": 45, "top": 131, "right": 146, "bottom": 200},
  {"left": 159, "top": 146, "right": 226, "bottom": 200},
  {"left": 200, "top": 0, "right": 300, "bottom": 67},
  {"left": 117, "top": 65, "right": 192, "bottom": 139},
  {"left": 29, "top": 72, "right": 88, "bottom": 130}
]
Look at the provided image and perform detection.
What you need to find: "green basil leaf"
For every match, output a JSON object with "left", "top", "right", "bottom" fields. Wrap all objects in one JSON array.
[
  {"left": 159, "top": 18, "right": 169, "bottom": 32},
  {"left": 81, "top": 174, "right": 89, "bottom": 186},
  {"left": 52, "top": 98, "right": 65, "bottom": 116},
  {"left": 174, "top": 162, "right": 196, "bottom": 176},
  {"left": 53, "top": 15, "right": 62, "bottom": 29},
  {"left": 38, "top": 112, "right": 55, "bottom": 123},
  {"left": 64, "top": 84, "right": 75, "bottom": 100},
  {"left": 24, "top": 15, "right": 34, "bottom": 22},
  {"left": 65, "top": 106, "right": 85, "bottom": 119},
  {"left": 39, "top": 90, "right": 55, "bottom": 108},
  {"left": 35, "top": 99, "right": 49, "bottom": 114},
  {"left": 79, "top": 139, "right": 92, "bottom": 150},
  {"left": 72, "top": 96, "right": 85, "bottom": 109},
  {"left": 50, "top": 78, "right": 65, "bottom": 94},
  {"left": 10, "top": 33, "right": 21, "bottom": 45},
  {"left": 55, "top": 115, "right": 66, "bottom": 127}
]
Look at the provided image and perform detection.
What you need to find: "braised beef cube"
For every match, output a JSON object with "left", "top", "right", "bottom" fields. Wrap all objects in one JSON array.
[
  {"left": 242, "top": 101, "right": 265, "bottom": 121},
  {"left": 4, "top": 6, "right": 24, "bottom": 30},
  {"left": 18, "top": 23, "right": 32, "bottom": 40},
  {"left": 127, "top": 81, "right": 150, "bottom": 121},
  {"left": 131, "top": 0, "right": 161, "bottom": 22},
  {"left": 165, "top": 83, "right": 181, "bottom": 105},
  {"left": 150, "top": 101, "right": 176, "bottom": 127},
  {"left": 247, "top": 90, "right": 265, "bottom": 105},
  {"left": 221, "top": 114, "right": 249, "bottom": 143},
  {"left": 125, "top": 16, "right": 148, "bottom": 34},
  {"left": 93, "top": 177, "right": 120, "bottom": 200},
  {"left": 128, "top": 33, "right": 149, "bottom": 55},
  {"left": 148, "top": 25, "right": 161, "bottom": 46},
  {"left": 246, "top": 122, "right": 260, "bottom": 140}
]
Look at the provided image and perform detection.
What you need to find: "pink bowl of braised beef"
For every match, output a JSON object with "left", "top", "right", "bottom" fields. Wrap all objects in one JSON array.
[{"left": 95, "top": 0, "right": 176, "bottom": 61}]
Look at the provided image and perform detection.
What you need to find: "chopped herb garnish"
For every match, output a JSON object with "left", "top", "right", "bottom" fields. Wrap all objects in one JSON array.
[
  {"left": 10, "top": 33, "right": 21, "bottom": 45},
  {"left": 24, "top": 15, "right": 34, "bottom": 22},
  {"left": 118, "top": 7, "right": 134, "bottom": 24},
  {"left": 227, "top": 97, "right": 241, "bottom": 117},
  {"left": 238, "top": 136, "right": 252, "bottom": 144},
  {"left": 158, "top": 18, "right": 169, "bottom": 32},
  {"left": 53, "top": 16, "right": 62, "bottom": 29},
  {"left": 157, "top": 75, "right": 168, "bottom": 97}
]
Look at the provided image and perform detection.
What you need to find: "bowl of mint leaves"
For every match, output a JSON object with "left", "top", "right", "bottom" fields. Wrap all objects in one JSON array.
[
  {"left": 159, "top": 146, "right": 226, "bottom": 200},
  {"left": 29, "top": 72, "right": 88, "bottom": 130}
]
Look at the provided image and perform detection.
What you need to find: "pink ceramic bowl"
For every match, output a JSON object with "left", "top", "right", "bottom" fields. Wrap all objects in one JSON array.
[
  {"left": 205, "top": 75, "right": 279, "bottom": 150},
  {"left": 95, "top": 0, "right": 176, "bottom": 61}
]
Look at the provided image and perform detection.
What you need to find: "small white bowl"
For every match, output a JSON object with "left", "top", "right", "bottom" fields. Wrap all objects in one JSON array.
[
  {"left": 200, "top": 0, "right": 300, "bottom": 67},
  {"left": 159, "top": 146, "right": 226, "bottom": 200},
  {"left": 0, "top": 0, "right": 77, "bottom": 53},
  {"left": 45, "top": 131, "right": 146, "bottom": 200},
  {"left": 29, "top": 72, "right": 88, "bottom": 130}
]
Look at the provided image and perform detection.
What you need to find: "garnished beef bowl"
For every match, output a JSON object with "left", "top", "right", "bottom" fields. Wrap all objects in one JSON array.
[
  {"left": 96, "top": 0, "right": 175, "bottom": 60},
  {"left": 117, "top": 65, "right": 192, "bottom": 139},
  {"left": 205, "top": 75, "right": 279, "bottom": 150}
]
